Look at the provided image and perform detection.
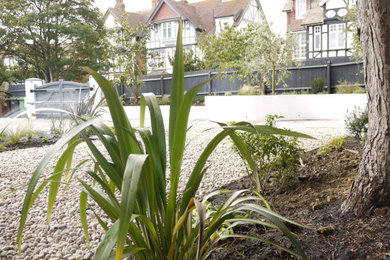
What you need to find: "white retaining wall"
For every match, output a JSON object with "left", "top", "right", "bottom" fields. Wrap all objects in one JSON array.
[{"left": 205, "top": 94, "right": 367, "bottom": 122}]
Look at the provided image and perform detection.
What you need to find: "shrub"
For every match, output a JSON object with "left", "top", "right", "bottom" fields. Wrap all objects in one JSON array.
[
  {"left": 158, "top": 94, "right": 170, "bottom": 105},
  {"left": 318, "top": 137, "right": 345, "bottom": 155},
  {"left": 336, "top": 80, "right": 365, "bottom": 94},
  {"left": 6, "top": 128, "right": 25, "bottom": 144},
  {"left": 311, "top": 78, "right": 325, "bottom": 94},
  {"left": 345, "top": 106, "right": 368, "bottom": 141},
  {"left": 231, "top": 115, "right": 305, "bottom": 192},
  {"left": 18, "top": 22, "right": 308, "bottom": 260},
  {"left": 238, "top": 85, "right": 252, "bottom": 95}
]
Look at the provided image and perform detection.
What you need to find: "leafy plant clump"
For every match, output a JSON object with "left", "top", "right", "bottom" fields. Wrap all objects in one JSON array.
[
  {"left": 18, "top": 22, "right": 309, "bottom": 260},
  {"left": 345, "top": 106, "right": 368, "bottom": 141},
  {"left": 318, "top": 137, "right": 345, "bottom": 155},
  {"left": 336, "top": 80, "right": 365, "bottom": 94},
  {"left": 231, "top": 115, "right": 305, "bottom": 192},
  {"left": 311, "top": 78, "right": 325, "bottom": 94}
]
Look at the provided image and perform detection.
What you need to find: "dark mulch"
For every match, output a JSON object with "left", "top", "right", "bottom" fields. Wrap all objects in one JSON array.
[
  {"left": 0, "top": 135, "right": 59, "bottom": 152},
  {"left": 209, "top": 138, "right": 390, "bottom": 259}
]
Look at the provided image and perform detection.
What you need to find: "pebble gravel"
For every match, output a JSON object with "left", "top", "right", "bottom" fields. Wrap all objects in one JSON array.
[{"left": 0, "top": 120, "right": 344, "bottom": 259}]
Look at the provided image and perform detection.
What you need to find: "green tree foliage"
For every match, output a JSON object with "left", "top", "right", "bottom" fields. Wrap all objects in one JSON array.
[
  {"left": 168, "top": 48, "right": 205, "bottom": 72},
  {"left": 104, "top": 19, "right": 158, "bottom": 104},
  {"left": 0, "top": 0, "right": 106, "bottom": 82},
  {"left": 197, "top": 24, "right": 250, "bottom": 70},
  {"left": 197, "top": 23, "right": 298, "bottom": 94},
  {"left": 239, "top": 23, "right": 298, "bottom": 94},
  {"left": 342, "top": 4, "right": 362, "bottom": 61}
]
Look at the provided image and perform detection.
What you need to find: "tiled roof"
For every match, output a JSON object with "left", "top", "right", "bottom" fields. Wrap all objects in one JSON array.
[
  {"left": 108, "top": 0, "right": 257, "bottom": 33},
  {"left": 107, "top": 7, "right": 153, "bottom": 28},
  {"left": 301, "top": 0, "right": 324, "bottom": 25},
  {"left": 153, "top": 0, "right": 253, "bottom": 33},
  {"left": 282, "top": 0, "right": 293, "bottom": 12}
]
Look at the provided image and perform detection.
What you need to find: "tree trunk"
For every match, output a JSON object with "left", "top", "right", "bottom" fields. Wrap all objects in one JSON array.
[
  {"left": 341, "top": 0, "right": 390, "bottom": 217},
  {"left": 272, "top": 65, "right": 276, "bottom": 94}
]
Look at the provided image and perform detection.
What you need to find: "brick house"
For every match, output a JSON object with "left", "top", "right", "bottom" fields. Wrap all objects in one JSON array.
[
  {"left": 104, "top": 0, "right": 265, "bottom": 73},
  {"left": 283, "top": 0, "right": 355, "bottom": 64}
]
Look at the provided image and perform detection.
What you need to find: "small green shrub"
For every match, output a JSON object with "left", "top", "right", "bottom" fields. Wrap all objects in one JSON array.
[
  {"left": 238, "top": 85, "right": 261, "bottom": 95},
  {"left": 224, "top": 91, "right": 232, "bottom": 96},
  {"left": 336, "top": 80, "right": 365, "bottom": 94},
  {"left": 158, "top": 94, "right": 170, "bottom": 105},
  {"left": 345, "top": 106, "right": 368, "bottom": 141},
  {"left": 311, "top": 78, "right": 325, "bottom": 94},
  {"left": 6, "top": 128, "right": 25, "bottom": 144},
  {"left": 318, "top": 137, "right": 345, "bottom": 155},
  {"left": 41, "top": 137, "right": 49, "bottom": 143},
  {"left": 231, "top": 115, "right": 305, "bottom": 192},
  {"left": 50, "top": 119, "right": 68, "bottom": 136},
  {"left": 193, "top": 95, "right": 205, "bottom": 105}
]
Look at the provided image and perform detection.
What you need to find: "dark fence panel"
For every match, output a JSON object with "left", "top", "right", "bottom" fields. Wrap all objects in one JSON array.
[
  {"left": 9, "top": 84, "right": 26, "bottom": 97},
  {"left": 116, "top": 61, "right": 365, "bottom": 98},
  {"left": 330, "top": 62, "right": 364, "bottom": 89}
]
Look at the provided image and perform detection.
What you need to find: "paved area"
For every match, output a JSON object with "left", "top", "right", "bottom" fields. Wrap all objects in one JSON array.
[{"left": 0, "top": 106, "right": 348, "bottom": 135}]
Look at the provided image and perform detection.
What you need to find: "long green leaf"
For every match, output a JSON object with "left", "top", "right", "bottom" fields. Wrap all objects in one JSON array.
[
  {"left": 140, "top": 93, "right": 166, "bottom": 176},
  {"left": 47, "top": 138, "right": 82, "bottom": 223},
  {"left": 94, "top": 220, "right": 120, "bottom": 260},
  {"left": 83, "top": 67, "right": 140, "bottom": 164},
  {"left": 80, "top": 191, "right": 90, "bottom": 247},
  {"left": 79, "top": 180, "right": 120, "bottom": 221},
  {"left": 18, "top": 119, "right": 99, "bottom": 253},
  {"left": 116, "top": 154, "right": 148, "bottom": 260}
]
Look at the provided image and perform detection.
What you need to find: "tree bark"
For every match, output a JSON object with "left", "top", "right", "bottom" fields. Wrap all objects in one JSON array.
[{"left": 341, "top": 0, "right": 390, "bottom": 217}]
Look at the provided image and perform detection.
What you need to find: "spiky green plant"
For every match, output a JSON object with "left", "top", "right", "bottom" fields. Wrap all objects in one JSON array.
[{"left": 18, "top": 21, "right": 310, "bottom": 259}]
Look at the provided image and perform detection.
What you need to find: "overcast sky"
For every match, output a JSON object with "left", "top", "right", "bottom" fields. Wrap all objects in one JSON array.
[{"left": 93, "top": 0, "right": 286, "bottom": 35}]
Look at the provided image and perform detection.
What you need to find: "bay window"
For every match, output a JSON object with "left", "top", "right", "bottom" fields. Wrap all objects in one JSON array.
[{"left": 329, "top": 23, "right": 345, "bottom": 49}]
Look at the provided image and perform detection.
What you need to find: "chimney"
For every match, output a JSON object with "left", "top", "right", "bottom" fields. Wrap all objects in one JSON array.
[
  {"left": 115, "top": 0, "right": 125, "bottom": 11},
  {"left": 152, "top": 0, "right": 160, "bottom": 9}
]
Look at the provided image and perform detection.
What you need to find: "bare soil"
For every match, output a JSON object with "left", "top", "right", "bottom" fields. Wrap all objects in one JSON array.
[{"left": 209, "top": 137, "right": 390, "bottom": 259}]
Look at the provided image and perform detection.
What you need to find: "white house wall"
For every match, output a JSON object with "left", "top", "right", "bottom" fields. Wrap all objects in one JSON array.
[
  {"left": 215, "top": 17, "right": 234, "bottom": 35},
  {"left": 104, "top": 13, "right": 118, "bottom": 29},
  {"left": 325, "top": 0, "right": 348, "bottom": 9},
  {"left": 147, "top": 19, "right": 198, "bottom": 72},
  {"left": 308, "top": 23, "right": 353, "bottom": 59}
]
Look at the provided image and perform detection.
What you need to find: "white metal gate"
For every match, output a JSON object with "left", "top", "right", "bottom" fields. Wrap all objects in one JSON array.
[{"left": 31, "top": 79, "right": 91, "bottom": 118}]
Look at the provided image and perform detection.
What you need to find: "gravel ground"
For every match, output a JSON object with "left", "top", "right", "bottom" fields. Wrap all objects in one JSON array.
[{"left": 0, "top": 120, "right": 344, "bottom": 259}]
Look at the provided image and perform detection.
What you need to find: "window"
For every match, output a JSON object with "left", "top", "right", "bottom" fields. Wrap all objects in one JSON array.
[
  {"left": 161, "top": 21, "right": 178, "bottom": 39},
  {"left": 329, "top": 23, "right": 345, "bottom": 49},
  {"left": 293, "top": 32, "right": 306, "bottom": 60},
  {"left": 314, "top": 26, "right": 321, "bottom": 51},
  {"left": 296, "top": 0, "right": 306, "bottom": 19}
]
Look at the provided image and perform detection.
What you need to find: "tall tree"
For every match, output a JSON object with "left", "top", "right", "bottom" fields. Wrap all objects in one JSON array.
[
  {"left": 104, "top": 19, "right": 158, "bottom": 104},
  {"left": 197, "top": 24, "right": 250, "bottom": 71},
  {"left": 197, "top": 23, "right": 298, "bottom": 94},
  {"left": 341, "top": 0, "right": 390, "bottom": 216},
  {"left": 0, "top": 0, "right": 106, "bottom": 82},
  {"left": 239, "top": 23, "right": 298, "bottom": 94}
]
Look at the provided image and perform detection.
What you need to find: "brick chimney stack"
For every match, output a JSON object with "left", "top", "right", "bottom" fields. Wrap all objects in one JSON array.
[
  {"left": 152, "top": 0, "right": 161, "bottom": 9},
  {"left": 115, "top": 0, "right": 125, "bottom": 11}
]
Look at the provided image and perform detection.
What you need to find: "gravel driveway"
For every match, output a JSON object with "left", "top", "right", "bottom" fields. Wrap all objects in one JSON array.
[{"left": 0, "top": 120, "right": 345, "bottom": 259}]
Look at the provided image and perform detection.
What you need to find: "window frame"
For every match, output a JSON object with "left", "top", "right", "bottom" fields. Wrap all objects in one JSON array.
[
  {"left": 296, "top": 0, "right": 306, "bottom": 20},
  {"left": 329, "top": 23, "right": 346, "bottom": 50},
  {"left": 314, "top": 26, "right": 321, "bottom": 51},
  {"left": 293, "top": 31, "right": 307, "bottom": 60}
]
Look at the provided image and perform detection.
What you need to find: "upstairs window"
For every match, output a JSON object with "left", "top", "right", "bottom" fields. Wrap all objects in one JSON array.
[
  {"left": 329, "top": 23, "right": 345, "bottom": 49},
  {"left": 314, "top": 26, "right": 321, "bottom": 51},
  {"left": 296, "top": 0, "right": 306, "bottom": 20},
  {"left": 161, "top": 21, "right": 178, "bottom": 40},
  {"left": 293, "top": 31, "right": 306, "bottom": 60}
]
